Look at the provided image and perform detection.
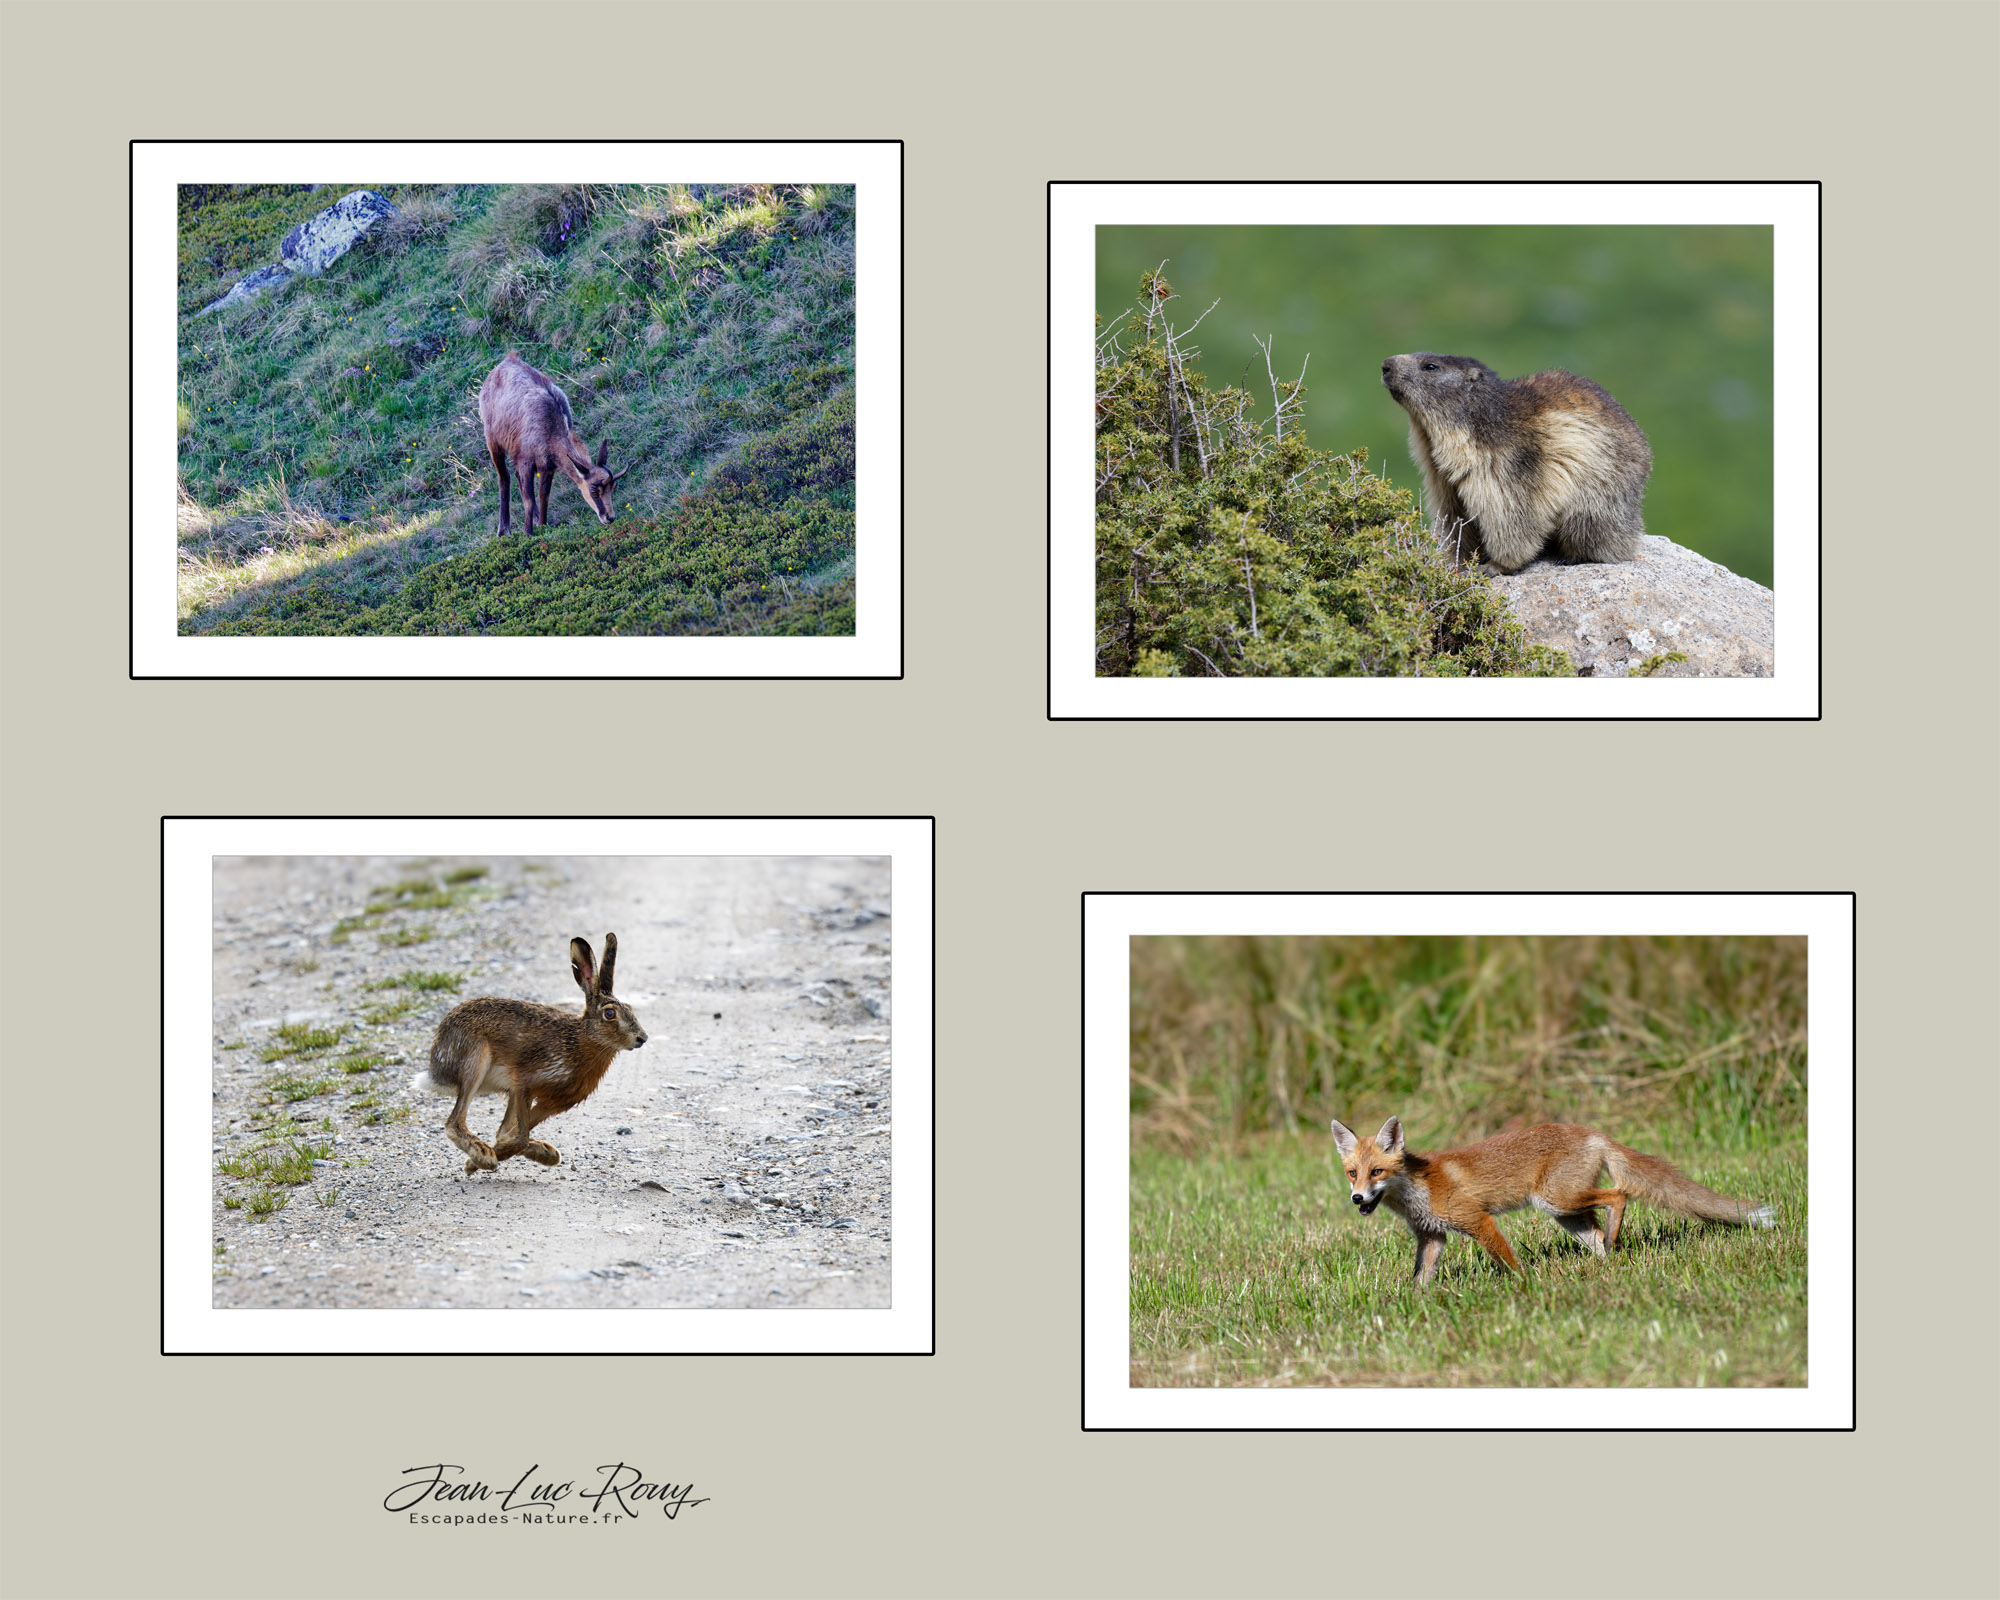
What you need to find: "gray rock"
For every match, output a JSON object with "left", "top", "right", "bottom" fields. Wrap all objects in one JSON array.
[
  {"left": 197, "top": 262, "right": 294, "bottom": 316},
  {"left": 196, "top": 189, "right": 398, "bottom": 316},
  {"left": 1485, "top": 535, "right": 1774, "bottom": 677},
  {"left": 281, "top": 189, "right": 397, "bottom": 275}
]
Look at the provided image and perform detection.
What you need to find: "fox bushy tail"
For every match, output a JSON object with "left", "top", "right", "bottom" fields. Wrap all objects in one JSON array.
[{"left": 1605, "top": 1144, "right": 1777, "bottom": 1228}]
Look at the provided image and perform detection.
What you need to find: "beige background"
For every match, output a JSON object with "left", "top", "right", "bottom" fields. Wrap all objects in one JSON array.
[{"left": 3, "top": 2, "right": 1995, "bottom": 1597}]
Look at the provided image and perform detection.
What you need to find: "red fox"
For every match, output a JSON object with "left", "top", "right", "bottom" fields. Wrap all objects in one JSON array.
[{"left": 1329, "top": 1116, "right": 1777, "bottom": 1282}]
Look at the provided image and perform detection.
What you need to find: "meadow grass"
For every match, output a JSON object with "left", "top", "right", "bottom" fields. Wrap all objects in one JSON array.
[
  {"left": 1132, "top": 934, "right": 1807, "bottom": 1151},
  {"left": 1131, "top": 1136, "right": 1806, "bottom": 1387},
  {"left": 1129, "top": 935, "right": 1811, "bottom": 1387},
  {"left": 176, "top": 182, "right": 855, "bottom": 636}
]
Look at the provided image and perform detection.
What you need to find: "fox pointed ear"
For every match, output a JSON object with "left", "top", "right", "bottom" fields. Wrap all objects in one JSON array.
[
  {"left": 597, "top": 932, "right": 618, "bottom": 993},
  {"left": 595, "top": 438, "right": 611, "bottom": 469},
  {"left": 570, "top": 938, "right": 596, "bottom": 994},
  {"left": 1377, "top": 1116, "right": 1404, "bottom": 1153},
  {"left": 1329, "top": 1119, "right": 1357, "bottom": 1159}
]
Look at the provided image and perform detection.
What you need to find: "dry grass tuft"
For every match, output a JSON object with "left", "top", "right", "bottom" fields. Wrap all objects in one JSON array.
[{"left": 1130, "top": 935, "right": 1808, "bottom": 1153}]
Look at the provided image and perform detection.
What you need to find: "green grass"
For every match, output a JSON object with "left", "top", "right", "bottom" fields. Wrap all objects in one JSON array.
[
  {"left": 1128, "top": 935, "right": 1811, "bottom": 1386},
  {"left": 370, "top": 876, "right": 440, "bottom": 902},
  {"left": 176, "top": 182, "right": 856, "bottom": 636},
  {"left": 1131, "top": 1137, "right": 1806, "bottom": 1386},
  {"left": 362, "top": 969, "right": 463, "bottom": 993},
  {"left": 1131, "top": 935, "right": 1807, "bottom": 1148},
  {"left": 258, "top": 1021, "right": 344, "bottom": 1062},
  {"left": 329, "top": 912, "right": 383, "bottom": 945},
  {"left": 216, "top": 1122, "right": 339, "bottom": 1221},
  {"left": 264, "top": 1069, "right": 343, "bottom": 1102},
  {"left": 333, "top": 869, "right": 487, "bottom": 945}
]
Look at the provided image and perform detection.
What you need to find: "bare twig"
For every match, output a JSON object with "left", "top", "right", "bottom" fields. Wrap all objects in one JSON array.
[
  {"left": 1094, "top": 306, "right": 1135, "bottom": 355},
  {"left": 1238, "top": 513, "right": 1260, "bottom": 638},
  {"left": 1141, "top": 259, "right": 1172, "bottom": 339},
  {"left": 1177, "top": 296, "right": 1221, "bottom": 339},
  {"left": 1252, "top": 334, "right": 1309, "bottom": 442}
]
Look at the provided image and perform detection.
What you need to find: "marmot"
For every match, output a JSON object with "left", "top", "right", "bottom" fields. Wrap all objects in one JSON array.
[{"left": 1381, "top": 353, "right": 1652, "bottom": 572}]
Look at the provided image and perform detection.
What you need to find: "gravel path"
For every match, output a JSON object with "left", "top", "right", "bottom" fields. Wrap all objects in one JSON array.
[{"left": 210, "top": 854, "right": 893, "bottom": 1310}]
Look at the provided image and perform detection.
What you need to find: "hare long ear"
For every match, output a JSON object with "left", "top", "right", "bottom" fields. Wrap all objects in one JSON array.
[
  {"left": 597, "top": 932, "right": 618, "bottom": 994},
  {"left": 570, "top": 938, "right": 597, "bottom": 996}
]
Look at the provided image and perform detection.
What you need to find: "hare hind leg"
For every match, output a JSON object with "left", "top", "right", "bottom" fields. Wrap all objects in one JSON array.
[
  {"left": 493, "top": 1089, "right": 561, "bottom": 1167},
  {"left": 443, "top": 1043, "right": 501, "bottom": 1175}
]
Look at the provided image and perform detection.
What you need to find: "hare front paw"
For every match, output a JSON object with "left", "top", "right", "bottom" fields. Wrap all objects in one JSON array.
[
  {"left": 462, "top": 1142, "right": 499, "bottom": 1175},
  {"left": 523, "top": 1140, "right": 561, "bottom": 1166}
]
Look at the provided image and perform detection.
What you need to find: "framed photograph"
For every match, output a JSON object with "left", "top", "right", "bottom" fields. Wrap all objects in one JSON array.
[
  {"left": 1083, "top": 892, "right": 1853, "bottom": 1427},
  {"left": 1051, "top": 181, "right": 1820, "bottom": 717},
  {"left": 137, "top": 140, "right": 902, "bottom": 677},
  {"left": 165, "top": 816, "right": 933, "bottom": 1355}
]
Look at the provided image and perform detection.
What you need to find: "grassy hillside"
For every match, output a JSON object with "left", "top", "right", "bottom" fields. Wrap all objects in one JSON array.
[{"left": 176, "top": 182, "right": 856, "bottom": 636}]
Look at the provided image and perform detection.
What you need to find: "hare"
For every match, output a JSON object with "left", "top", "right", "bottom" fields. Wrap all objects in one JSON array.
[{"left": 410, "top": 934, "right": 647, "bottom": 1176}]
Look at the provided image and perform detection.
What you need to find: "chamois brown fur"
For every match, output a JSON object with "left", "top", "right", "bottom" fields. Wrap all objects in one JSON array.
[
  {"left": 411, "top": 933, "right": 647, "bottom": 1176},
  {"left": 1381, "top": 352, "right": 1652, "bottom": 572},
  {"left": 478, "top": 352, "right": 627, "bottom": 535}
]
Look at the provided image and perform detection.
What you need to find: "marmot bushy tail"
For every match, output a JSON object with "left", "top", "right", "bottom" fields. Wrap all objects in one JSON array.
[{"left": 1381, "top": 352, "right": 1652, "bottom": 572}]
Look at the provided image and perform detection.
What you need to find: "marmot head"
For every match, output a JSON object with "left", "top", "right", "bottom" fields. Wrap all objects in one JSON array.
[{"left": 1381, "top": 353, "right": 1500, "bottom": 419}]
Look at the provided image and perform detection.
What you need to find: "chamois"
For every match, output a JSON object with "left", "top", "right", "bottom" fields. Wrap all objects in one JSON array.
[{"left": 478, "top": 352, "right": 626, "bottom": 535}]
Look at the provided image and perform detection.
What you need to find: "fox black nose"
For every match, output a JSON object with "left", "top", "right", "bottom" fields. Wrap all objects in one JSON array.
[{"left": 1351, "top": 1191, "right": 1365, "bottom": 1206}]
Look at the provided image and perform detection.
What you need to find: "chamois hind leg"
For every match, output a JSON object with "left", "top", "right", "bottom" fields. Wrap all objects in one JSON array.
[
  {"left": 443, "top": 1043, "right": 500, "bottom": 1175},
  {"left": 490, "top": 444, "right": 513, "bottom": 534},
  {"left": 516, "top": 465, "right": 540, "bottom": 534}
]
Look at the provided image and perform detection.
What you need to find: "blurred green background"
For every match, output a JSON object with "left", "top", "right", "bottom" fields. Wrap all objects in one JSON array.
[{"left": 1097, "top": 226, "right": 1774, "bottom": 586}]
